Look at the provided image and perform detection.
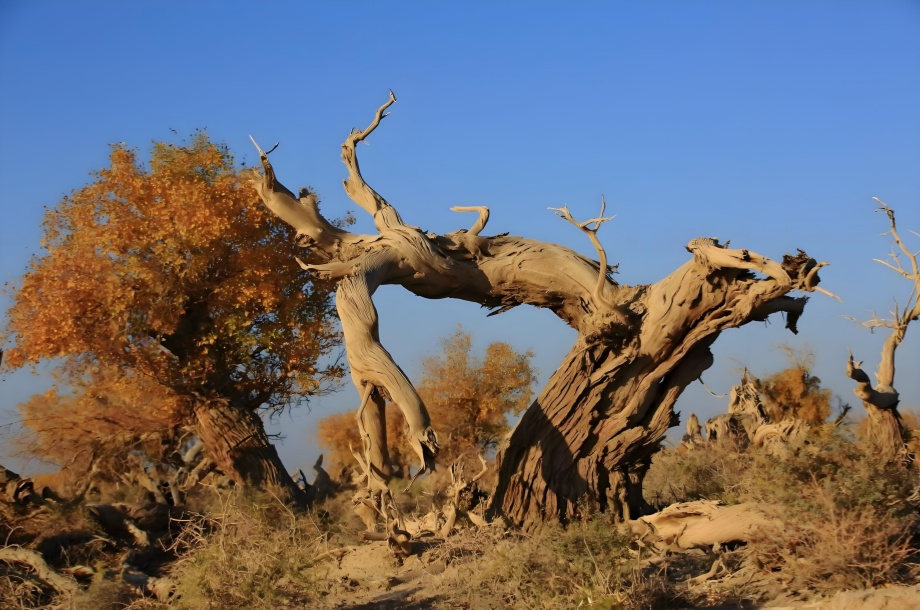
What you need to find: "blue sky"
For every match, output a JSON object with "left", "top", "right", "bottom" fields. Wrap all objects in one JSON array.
[{"left": 1, "top": 1, "right": 919, "bottom": 474}]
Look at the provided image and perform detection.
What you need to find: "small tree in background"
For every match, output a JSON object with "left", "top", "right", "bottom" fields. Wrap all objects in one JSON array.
[
  {"left": 2, "top": 134, "right": 345, "bottom": 501},
  {"left": 845, "top": 200, "right": 918, "bottom": 464},
  {"left": 760, "top": 347, "right": 832, "bottom": 424},
  {"left": 416, "top": 328, "right": 536, "bottom": 465},
  {"left": 318, "top": 328, "right": 535, "bottom": 476}
]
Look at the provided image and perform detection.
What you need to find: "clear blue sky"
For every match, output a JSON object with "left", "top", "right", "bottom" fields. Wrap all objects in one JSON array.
[{"left": 1, "top": 1, "right": 919, "bottom": 474}]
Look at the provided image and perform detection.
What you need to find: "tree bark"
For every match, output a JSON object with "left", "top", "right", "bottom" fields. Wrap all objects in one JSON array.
[
  {"left": 249, "top": 94, "right": 829, "bottom": 528},
  {"left": 845, "top": 201, "right": 917, "bottom": 465},
  {"left": 194, "top": 400, "right": 306, "bottom": 503}
]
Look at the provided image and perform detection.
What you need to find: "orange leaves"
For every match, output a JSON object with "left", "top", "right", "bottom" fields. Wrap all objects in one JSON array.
[
  {"left": 4, "top": 132, "right": 342, "bottom": 422},
  {"left": 418, "top": 328, "right": 535, "bottom": 462},
  {"left": 760, "top": 348, "right": 833, "bottom": 424},
  {"left": 316, "top": 328, "right": 536, "bottom": 472},
  {"left": 15, "top": 366, "right": 186, "bottom": 479}
]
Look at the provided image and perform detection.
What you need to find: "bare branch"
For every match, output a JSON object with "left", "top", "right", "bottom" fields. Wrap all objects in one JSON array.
[
  {"left": 247, "top": 135, "right": 279, "bottom": 157},
  {"left": 450, "top": 206, "right": 490, "bottom": 235},
  {"left": 549, "top": 197, "right": 616, "bottom": 306},
  {"left": 801, "top": 260, "right": 842, "bottom": 301},
  {"left": 341, "top": 91, "right": 402, "bottom": 226},
  {"left": 471, "top": 454, "right": 489, "bottom": 484},
  {"left": 846, "top": 348, "right": 898, "bottom": 409},
  {"left": 875, "top": 197, "right": 920, "bottom": 281},
  {"left": 873, "top": 257, "right": 911, "bottom": 279}
]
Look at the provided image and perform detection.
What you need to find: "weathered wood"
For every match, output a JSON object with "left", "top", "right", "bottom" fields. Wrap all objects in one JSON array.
[
  {"left": 628, "top": 500, "right": 776, "bottom": 552},
  {"left": 845, "top": 201, "right": 917, "bottom": 464},
  {"left": 0, "top": 547, "right": 77, "bottom": 595},
  {"left": 250, "top": 94, "right": 828, "bottom": 528}
]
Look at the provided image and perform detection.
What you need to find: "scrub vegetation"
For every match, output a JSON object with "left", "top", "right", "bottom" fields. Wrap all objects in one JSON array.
[{"left": 2, "top": 102, "right": 919, "bottom": 608}]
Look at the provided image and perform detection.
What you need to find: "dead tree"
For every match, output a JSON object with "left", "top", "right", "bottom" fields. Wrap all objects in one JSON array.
[
  {"left": 704, "top": 370, "right": 768, "bottom": 445},
  {"left": 250, "top": 93, "right": 832, "bottom": 529},
  {"left": 846, "top": 200, "right": 918, "bottom": 464}
]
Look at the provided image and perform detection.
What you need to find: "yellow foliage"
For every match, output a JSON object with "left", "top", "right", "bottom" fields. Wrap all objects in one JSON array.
[
  {"left": 3, "top": 133, "right": 346, "bottom": 469},
  {"left": 317, "top": 327, "right": 535, "bottom": 474},
  {"left": 15, "top": 366, "right": 182, "bottom": 488},
  {"left": 760, "top": 347, "right": 832, "bottom": 423}
]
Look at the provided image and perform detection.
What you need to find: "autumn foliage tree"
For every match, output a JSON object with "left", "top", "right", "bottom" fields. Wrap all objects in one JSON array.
[
  {"left": 2, "top": 134, "right": 344, "bottom": 500},
  {"left": 415, "top": 328, "right": 535, "bottom": 464},
  {"left": 15, "top": 366, "right": 181, "bottom": 495},
  {"left": 318, "top": 328, "right": 535, "bottom": 476},
  {"left": 759, "top": 348, "right": 832, "bottom": 424}
]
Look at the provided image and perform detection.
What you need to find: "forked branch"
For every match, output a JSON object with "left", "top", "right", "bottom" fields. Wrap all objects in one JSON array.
[
  {"left": 847, "top": 200, "right": 919, "bottom": 392},
  {"left": 342, "top": 91, "right": 401, "bottom": 226},
  {"left": 550, "top": 197, "right": 616, "bottom": 306},
  {"left": 874, "top": 198, "right": 920, "bottom": 283}
]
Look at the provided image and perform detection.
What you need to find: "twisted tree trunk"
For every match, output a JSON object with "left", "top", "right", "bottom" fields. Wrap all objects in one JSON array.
[
  {"left": 845, "top": 199, "right": 917, "bottom": 465},
  {"left": 249, "top": 93, "right": 830, "bottom": 528}
]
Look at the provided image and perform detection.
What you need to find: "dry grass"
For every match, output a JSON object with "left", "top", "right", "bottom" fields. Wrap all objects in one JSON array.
[
  {"left": 436, "top": 516, "right": 689, "bottom": 609},
  {"left": 2, "top": 427, "right": 917, "bottom": 609},
  {"left": 163, "top": 489, "right": 327, "bottom": 609},
  {"left": 647, "top": 426, "right": 919, "bottom": 602},
  {"left": 645, "top": 436, "right": 750, "bottom": 508}
]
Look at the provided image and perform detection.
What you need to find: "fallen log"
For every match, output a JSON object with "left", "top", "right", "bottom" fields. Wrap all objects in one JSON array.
[
  {"left": 0, "top": 546, "right": 77, "bottom": 595},
  {"left": 628, "top": 499, "right": 776, "bottom": 552}
]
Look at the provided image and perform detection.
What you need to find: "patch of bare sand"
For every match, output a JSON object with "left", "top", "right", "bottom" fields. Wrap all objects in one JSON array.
[
  {"left": 765, "top": 585, "right": 920, "bottom": 610},
  {"left": 313, "top": 535, "right": 491, "bottom": 610}
]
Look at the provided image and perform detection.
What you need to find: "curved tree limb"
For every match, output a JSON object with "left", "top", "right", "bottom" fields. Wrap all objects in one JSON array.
[
  {"left": 250, "top": 92, "right": 833, "bottom": 528},
  {"left": 336, "top": 258, "right": 438, "bottom": 474},
  {"left": 342, "top": 90, "right": 404, "bottom": 230},
  {"left": 550, "top": 198, "right": 617, "bottom": 306},
  {"left": 450, "top": 206, "right": 490, "bottom": 235}
]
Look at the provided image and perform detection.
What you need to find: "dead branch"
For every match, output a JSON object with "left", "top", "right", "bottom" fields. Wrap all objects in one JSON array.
[
  {"left": 846, "top": 349, "right": 898, "bottom": 410},
  {"left": 629, "top": 500, "right": 776, "bottom": 553},
  {"left": 450, "top": 206, "right": 490, "bottom": 235},
  {"left": 342, "top": 90, "right": 400, "bottom": 224},
  {"left": 0, "top": 547, "right": 77, "bottom": 595},
  {"left": 550, "top": 198, "right": 616, "bottom": 306}
]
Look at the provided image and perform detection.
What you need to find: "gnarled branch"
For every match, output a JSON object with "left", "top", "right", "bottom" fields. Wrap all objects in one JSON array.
[
  {"left": 342, "top": 90, "right": 402, "bottom": 229},
  {"left": 550, "top": 197, "right": 616, "bottom": 306}
]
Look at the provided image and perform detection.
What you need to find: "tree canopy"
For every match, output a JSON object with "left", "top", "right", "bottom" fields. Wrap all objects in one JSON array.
[
  {"left": 2, "top": 134, "right": 345, "bottom": 494},
  {"left": 759, "top": 348, "right": 832, "bottom": 424}
]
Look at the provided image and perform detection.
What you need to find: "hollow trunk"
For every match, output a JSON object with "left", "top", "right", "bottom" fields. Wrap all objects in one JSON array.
[{"left": 194, "top": 400, "right": 306, "bottom": 503}]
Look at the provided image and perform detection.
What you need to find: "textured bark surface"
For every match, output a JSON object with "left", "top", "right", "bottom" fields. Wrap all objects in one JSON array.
[
  {"left": 194, "top": 401, "right": 306, "bottom": 502},
  {"left": 845, "top": 201, "right": 917, "bottom": 465},
  {"left": 628, "top": 500, "right": 776, "bottom": 552},
  {"left": 250, "top": 94, "right": 830, "bottom": 528}
]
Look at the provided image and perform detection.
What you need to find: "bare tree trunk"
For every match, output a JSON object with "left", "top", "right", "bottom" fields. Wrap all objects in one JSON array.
[
  {"left": 194, "top": 400, "right": 306, "bottom": 503},
  {"left": 845, "top": 200, "right": 917, "bottom": 465},
  {"left": 847, "top": 352, "right": 907, "bottom": 463},
  {"left": 248, "top": 93, "right": 832, "bottom": 528}
]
